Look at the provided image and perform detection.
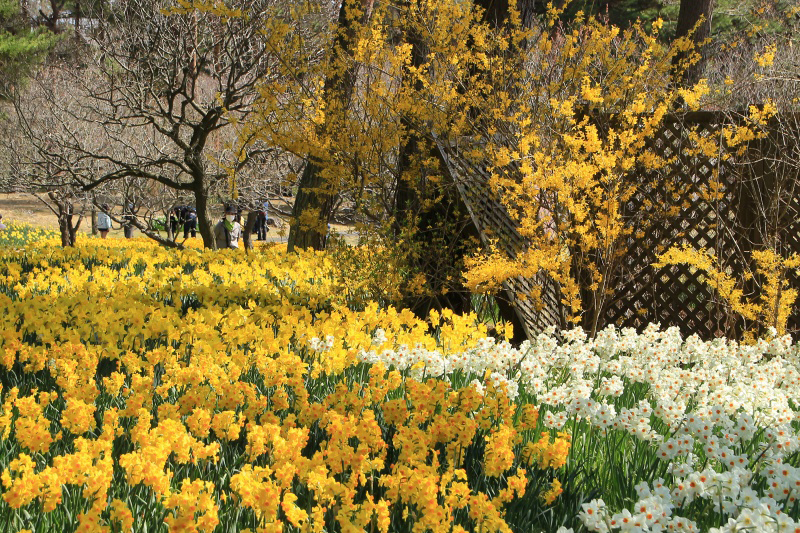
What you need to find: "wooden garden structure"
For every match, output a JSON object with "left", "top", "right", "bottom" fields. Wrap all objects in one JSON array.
[{"left": 437, "top": 111, "right": 800, "bottom": 340}]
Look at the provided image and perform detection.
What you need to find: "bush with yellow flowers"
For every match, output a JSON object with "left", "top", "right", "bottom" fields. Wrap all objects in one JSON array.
[{"left": 2, "top": 234, "right": 800, "bottom": 533}]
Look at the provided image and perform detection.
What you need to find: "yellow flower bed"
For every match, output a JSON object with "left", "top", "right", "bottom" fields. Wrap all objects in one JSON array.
[{"left": 0, "top": 238, "right": 567, "bottom": 533}]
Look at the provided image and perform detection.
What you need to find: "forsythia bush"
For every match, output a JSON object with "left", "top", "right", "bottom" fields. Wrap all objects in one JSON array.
[{"left": 0, "top": 230, "right": 798, "bottom": 532}]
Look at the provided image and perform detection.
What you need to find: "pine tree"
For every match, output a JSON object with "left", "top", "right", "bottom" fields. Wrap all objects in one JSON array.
[{"left": 0, "top": 0, "right": 56, "bottom": 94}]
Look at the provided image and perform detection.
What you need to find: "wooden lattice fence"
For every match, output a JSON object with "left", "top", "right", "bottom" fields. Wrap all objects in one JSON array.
[
  {"left": 437, "top": 111, "right": 800, "bottom": 340},
  {"left": 604, "top": 111, "right": 800, "bottom": 339},
  {"left": 435, "top": 136, "right": 566, "bottom": 339},
  {"left": 601, "top": 112, "right": 744, "bottom": 338}
]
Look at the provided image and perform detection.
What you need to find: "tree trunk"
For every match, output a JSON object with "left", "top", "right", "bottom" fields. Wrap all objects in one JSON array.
[
  {"left": 474, "top": 0, "right": 511, "bottom": 26},
  {"left": 287, "top": 0, "right": 375, "bottom": 252},
  {"left": 164, "top": 208, "right": 174, "bottom": 241},
  {"left": 243, "top": 211, "right": 258, "bottom": 250},
  {"left": 43, "top": 0, "right": 63, "bottom": 32},
  {"left": 392, "top": 24, "right": 481, "bottom": 324},
  {"left": 20, "top": 1, "right": 32, "bottom": 23},
  {"left": 288, "top": 162, "right": 335, "bottom": 251},
  {"left": 674, "top": 0, "right": 715, "bottom": 86},
  {"left": 194, "top": 184, "right": 216, "bottom": 249},
  {"left": 394, "top": 0, "right": 534, "bottom": 339},
  {"left": 74, "top": 0, "right": 81, "bottom": 37},
  {"left": 48, "top": 192, "right": 76, "bottom": 247},
  {"left": 68, "top": 214, "right": 81, "bottom": 245},
  {"left": 518, "top": 0, "right": 537, "bottom": 30},
  {"left": 57, "top": 213, "right": 73, "bottom": 246},
  {"left": 91, "top": 208, "right": 97, "bottom": 235},
  {"left": 473, "top": 0, "right": 537, "bottom": 27},
  {"left": 393, "top": 26, "right": 428, "bottom": 237},
  {"left": 56, "top": 207, "right": 81, "bottom": 247}
]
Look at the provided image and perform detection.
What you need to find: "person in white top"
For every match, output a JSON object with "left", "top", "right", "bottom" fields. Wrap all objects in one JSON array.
[
  {"left": 0, "top": 214, "right": 6, "bottom": 230},
  {"left": 97, "top": 205, "right": 112, "bottom": 239}
]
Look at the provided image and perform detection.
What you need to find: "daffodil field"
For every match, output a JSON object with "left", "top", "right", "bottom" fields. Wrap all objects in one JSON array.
[{"left": 1, "top": 226, "right": 800, "bottom": 533}]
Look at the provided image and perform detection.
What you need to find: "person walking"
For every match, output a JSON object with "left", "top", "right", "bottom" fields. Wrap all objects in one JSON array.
[
  {"left": 0, "top": 214, "right": 6, "bottom": 231},
  {"left": 213, "top": 204, "right": 242, "bottom": 249},
  {"left": 97, "top": 205, "right": 112, "bottom": 239},
  {"left": 184, "top": 207, "right": 197, "bottom": 238},
  {"left": 123, "top": 203, "right": 136, "bottom": 238},
  {"left": 169, "top": 207, "right": 180, "bottom": 238},
  {"left": 256, "top": 201, "right": 268, "bottom": 241}
]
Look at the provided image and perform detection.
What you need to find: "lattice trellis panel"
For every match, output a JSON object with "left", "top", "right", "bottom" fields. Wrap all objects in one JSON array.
[
  {"left": 603, "top": 113, "right": 800, "bottom": 339},
  {"left": 602, "top": 116, "right": 745, "bottom": 339},
  {"left": 435, "top": 137, "right": 564, "bottom": 338},
  {"left": 774, "top": 162, "right": 800, "bottom": 336},
  {"left": 435, "top": 112, "right": 800, "bottom": 341}
]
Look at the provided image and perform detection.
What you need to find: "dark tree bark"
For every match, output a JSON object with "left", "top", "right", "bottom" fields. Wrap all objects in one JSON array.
[
  {"left": 474, "top": 0, "right": 510, "bottom": 26},
  {"left": 393, "top": 27, "right": 472, "bottom": 320},
  {"left": 393, "top": 23, "right": 428, "bottom": 237},
  {"left": 47, "top": 192, "right": 82, "bottom": 246},
  {"left": 287, "top": 0, "right": 375, "bottom": 252},
  {"left": 474, "top": 0, "right": 537, "bottom": 27},
  {"left": 286, "top": 162, "right": 336, "bottom": 252},
  {"left": 193, "top": 184, "right": 216, "bottom": 250},
  {"left": 73, "top": 0, "right": 81, "bottom": 38},
  {"left": 20, "top": 0, "right": 32, "bottom": 21},
  {"left": 674, "top": 0, "right": 715, "bottom": 86},
  {"left": 242, "top": 211, "right": 258, "bottom": 250},
  {"left": 390, "top": 0, "right": 534, "bottom": 343},
  {"left": 41, "top": 0, "right": 65, "bottom": 32}
]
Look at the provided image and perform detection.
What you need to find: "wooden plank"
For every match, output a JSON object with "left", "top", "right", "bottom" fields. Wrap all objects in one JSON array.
[{"left": 434, "top": 135, "right": 565, "bottom": 338}]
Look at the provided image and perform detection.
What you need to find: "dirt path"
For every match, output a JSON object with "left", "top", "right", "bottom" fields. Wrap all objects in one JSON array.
[{"left": 0, "top": 193, "right": 67, "bottom": 230}]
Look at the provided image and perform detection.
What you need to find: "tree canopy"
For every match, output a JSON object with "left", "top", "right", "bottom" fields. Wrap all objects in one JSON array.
[{"left": 0, "top": 0, "right": 57, "bottom": 93}]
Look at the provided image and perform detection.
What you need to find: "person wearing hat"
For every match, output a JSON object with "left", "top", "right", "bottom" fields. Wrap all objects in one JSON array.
[
  {"left": 214, "top": 204, "right": 242, "bottom": 249},
  {"left": 97, "top": 204, "right": 112, "bottom": 239}
]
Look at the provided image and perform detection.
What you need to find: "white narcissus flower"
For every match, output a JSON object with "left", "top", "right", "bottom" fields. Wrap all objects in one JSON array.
[{"left": 579, "top": 499, "right": 608, "bottom": 532}]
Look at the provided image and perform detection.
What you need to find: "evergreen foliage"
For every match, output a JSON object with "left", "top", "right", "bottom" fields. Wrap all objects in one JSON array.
[{"left": 0, "top": 0, "right": 56, "bottom": 93}]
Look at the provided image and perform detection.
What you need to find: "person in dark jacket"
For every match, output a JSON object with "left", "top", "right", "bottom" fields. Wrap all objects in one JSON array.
[
  {"left": 123, "top": 203, "right": 137, "bottom": 238},
  {"left": 213, "top": 204, "right": 242, "bottom": 249},
  {"left": 255, "top": 201, "right": 269, "bottom": 241},
  {"left": 184, "top": 207, "right": 197, "bottom": 238}
]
